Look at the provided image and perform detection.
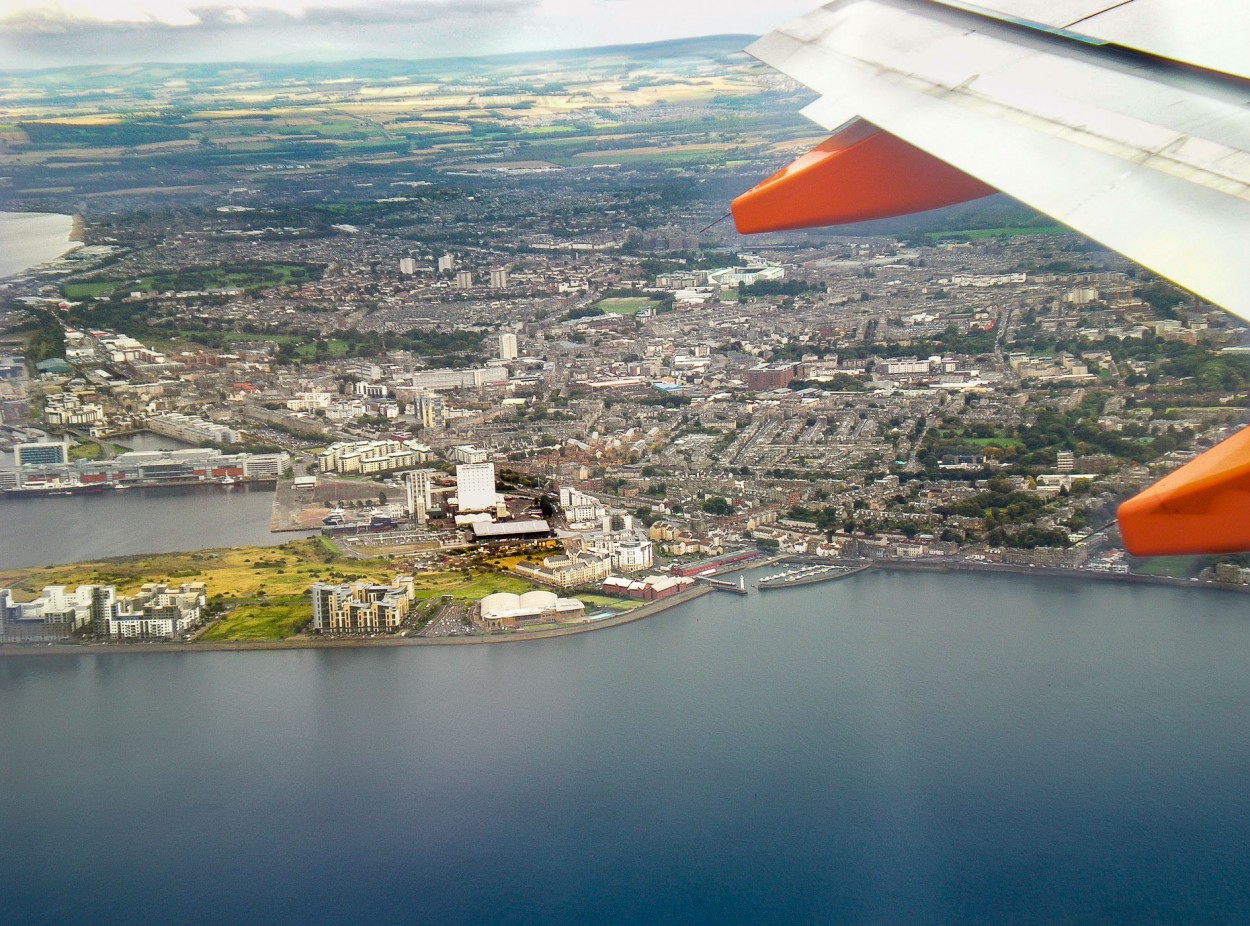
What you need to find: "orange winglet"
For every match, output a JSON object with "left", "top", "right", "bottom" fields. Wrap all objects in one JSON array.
[
  {"left": 732, "top": 119, "right": 996, "bottom": 234},
  {"left": 1118, "top": 425, "right": 1250, "bottom": 556}
]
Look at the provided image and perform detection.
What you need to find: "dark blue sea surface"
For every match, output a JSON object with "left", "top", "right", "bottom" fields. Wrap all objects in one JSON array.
[{"left": 3, "top": 570, "right": 1250, "bottom": 925}]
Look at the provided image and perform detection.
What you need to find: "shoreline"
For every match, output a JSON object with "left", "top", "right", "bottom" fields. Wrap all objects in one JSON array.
[
  {"left": 0, "top": 210, "right": 82, "bottom": 280},
  {"left": 4, "top": 554, "right": 1247, "bottom": 658},
  {"left": 869, "top": 557, "right": 1250, "bottom": 593},
  {"left": 0, "top": 584, "right": 714, "bottom": 658}
]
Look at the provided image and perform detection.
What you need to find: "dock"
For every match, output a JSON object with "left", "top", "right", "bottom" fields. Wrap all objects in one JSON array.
[
  {"left": 756, "top": 562, "right": 873, "bottom": 590},
  {"left": 695, "top": 575, "right": 750, "bottom": 596}
]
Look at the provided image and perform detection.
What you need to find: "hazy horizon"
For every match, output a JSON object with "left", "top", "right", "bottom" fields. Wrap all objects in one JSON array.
[{"left": 0, "top": 0, "right": 816, "bottom": 70}]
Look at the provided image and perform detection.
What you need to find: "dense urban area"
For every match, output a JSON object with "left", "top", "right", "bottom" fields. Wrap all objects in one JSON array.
[{"left": 4, "top": 36, "right": 1250, "bottom": 646}]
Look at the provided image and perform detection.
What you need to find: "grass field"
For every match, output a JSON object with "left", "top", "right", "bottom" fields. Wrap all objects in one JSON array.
[
  {"left": 67, "top": 440, "right": 102, "bottom": 461},
  {"left": 200, "top": 597, "right": 311, "bottom": 641},
  {"left": 1132, "top": 557, "right": 1199, "bottom": 579},
  {"left": 964, "top": 437, "right": 1025, "bottom": 450},
  {"left": 574, "top": 593, "right": 644, "bottom": 610},
  {"left": 409, "top": 571, "right": 536, "bottom": 600},
  {"left": 595, "top": 297, "right": 660, "bottom": 315},
  {"left": 0, "top": 537, "right": 617, "bottom": 640},
  {"left": 0, "top": 537, "right": 375, "bottom": 601}
]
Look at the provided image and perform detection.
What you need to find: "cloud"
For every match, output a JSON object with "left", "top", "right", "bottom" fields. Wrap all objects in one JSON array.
[
  {"left": 0, "top": 0, "right": 813, "bottom": 68},
  {"left": 0, "top": 0, "right": 534, "bottom": 36}
]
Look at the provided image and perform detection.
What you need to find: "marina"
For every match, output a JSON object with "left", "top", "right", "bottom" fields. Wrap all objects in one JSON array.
[{"left": 756, "top": 562, "right": 873, "bottom": 590}]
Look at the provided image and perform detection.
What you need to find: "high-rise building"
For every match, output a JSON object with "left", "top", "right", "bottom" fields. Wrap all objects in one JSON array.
[
  {"left": 438, "top": 254, "right": 456, "bottom": 273},
  {"left": 455, "top": 461, "right": 496, "bottom": 512},
  {"left": 490, "top": 268, "right": 509, "bottom": 289},
  {"left": 404, "top": 469, "right": 437, "bottom": 524},
  {"left": 412, "top": 390, "right": 445, "bottom": 429},
  {"left": 399, "top": 257, "right": 417, "bottom": 275},
  {"left": 455, "top": 270, "right": 474, "bottom": 289},
  {"left": 498, "top": 331, "right": 518, "bottom": 361}
]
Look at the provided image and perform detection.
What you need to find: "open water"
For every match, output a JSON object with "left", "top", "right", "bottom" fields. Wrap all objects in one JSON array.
[
  {"left": 3, "top": 570, "right": 1249, "bottom": 925},
  {"left": 0, "top": 483, "right": 302, "bottom": 569},
  {"left": 0, "top": 212, "right": 76, "bottom": 279},
  {"left": 0, "top": 432, "right": 311, "bottom": 568}
]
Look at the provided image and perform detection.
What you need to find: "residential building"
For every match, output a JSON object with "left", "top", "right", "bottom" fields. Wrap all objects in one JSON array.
[
  {"left": 0, "top": 584, "right": 105, "bottom": 641},
  {"left": 318, "top": 439, "right": 433, "bottom": 475},
  {"left": 109, "top": 583, "right": 207, "bottom": 640},
  {"left": 746, "top": 363, "right": 805, "bottom": 391},
  {"left": 499, "top": 331, "right": 518, "bottom": 361},
  {"left": 412, "top": 390, "right": 445, "bottom": 428},
  {"left": 514, "top": 553, "right": 612, "bottom": 588},
  {"left": 395, "top": 367, "right": 507, "bottom": 392},
  {"left": 560, "top": 485, "right": 605, "bottom": 523},
  {"left": 310, "top": 576, "right": 415, "bottom": 633},
  {"left": 147, "top": 413, "right": 240, "bottom": 446}
]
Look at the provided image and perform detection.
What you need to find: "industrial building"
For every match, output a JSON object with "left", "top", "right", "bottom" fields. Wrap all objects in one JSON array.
[
  {"left": 2, "top": 448, "right": 287, "bottom": 490},
  {"left": 477, "top": 590, "right": 584, "bottom": 630},
  {"left": 602, "top": 575, "right": 694, "bottom": 601},
  {"left": 14, "top": 441, "right": 67, "bottom": 467},
  {"left": 455, "top": 461, "right": 497, "bottom": 512}
]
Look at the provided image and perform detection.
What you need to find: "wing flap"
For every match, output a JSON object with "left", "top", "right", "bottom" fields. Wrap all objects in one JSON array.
[
  {"left": 731, "top": 119, "right": 995, "bottom": 233},
  {"left": 1118, "top": 428, "right": 1250, "bottom": 556}
]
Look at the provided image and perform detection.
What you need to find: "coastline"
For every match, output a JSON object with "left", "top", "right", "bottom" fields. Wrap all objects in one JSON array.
[
  {"left": 0, "top": 210, "right": 82, "bottom": 280},
  {"left": 3, "top": 554, "right": 1246, "bottom": 659},
  {"left": 870, "top": 558, "right": 1250, "bottom": 593},
  {"left": 0, "top": 584, "right": 714, "bottom": 658}
]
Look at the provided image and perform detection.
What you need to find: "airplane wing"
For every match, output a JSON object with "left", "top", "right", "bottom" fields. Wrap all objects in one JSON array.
[{"left": 732, "top": 0, "right": 1250, "bottom": 556}]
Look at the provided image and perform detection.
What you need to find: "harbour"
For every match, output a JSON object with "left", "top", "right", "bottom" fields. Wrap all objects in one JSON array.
[
  {"left": 0, "top": 482, "right": 311, "bottom": 569},
  {"left": 756, "top": 561, "right": 874, "bottom": 590}
]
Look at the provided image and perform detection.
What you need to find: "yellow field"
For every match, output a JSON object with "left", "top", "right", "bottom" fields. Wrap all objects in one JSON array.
[{"left": 0, "top": 537, "right": 377, "bottom": 602}]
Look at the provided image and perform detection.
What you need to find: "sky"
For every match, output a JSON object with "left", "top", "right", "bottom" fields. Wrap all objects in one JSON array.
[{"left": 0, "top": 0, "right": 818, "bottom": 69}]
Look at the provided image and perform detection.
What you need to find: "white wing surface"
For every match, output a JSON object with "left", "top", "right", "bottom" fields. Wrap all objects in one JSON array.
[{"left": 743, "top": 0, "right": 1250, "bottom": 322}]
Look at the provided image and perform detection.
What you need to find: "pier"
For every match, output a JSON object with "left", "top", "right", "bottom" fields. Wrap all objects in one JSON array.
[
  {"left": 695, "top": 575, "right": 750, "bottom": 596},
  {"left": 756, "top": 562, "right": 873, "bottom": 590}
]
